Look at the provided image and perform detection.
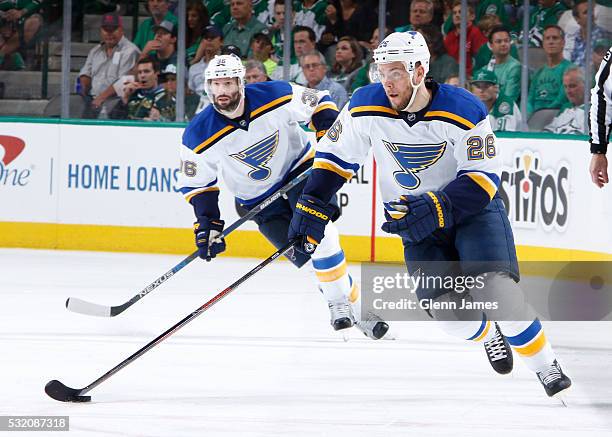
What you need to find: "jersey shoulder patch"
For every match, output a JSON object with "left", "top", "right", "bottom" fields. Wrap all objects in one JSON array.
[
  {"left": 348, "top": 83, "right": 399, "bottom": 118},
  {"left": 182, "top": 105, "right": 235, "bottom": 154},
  {"left": 246, "top": 80, "right": 293, "bottom": 118},
  {"left": 425, "top": 84, "right": 488, "bottom": 130}
]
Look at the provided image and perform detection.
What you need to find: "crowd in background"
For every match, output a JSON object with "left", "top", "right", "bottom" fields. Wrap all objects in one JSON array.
[{"left": 0, "top": 0, "right": 610, "bottom": 132}]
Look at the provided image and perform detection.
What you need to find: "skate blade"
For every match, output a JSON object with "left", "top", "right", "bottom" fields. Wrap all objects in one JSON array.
[{"left": 552, "top": 387, "right": 571, "bottom": 407}]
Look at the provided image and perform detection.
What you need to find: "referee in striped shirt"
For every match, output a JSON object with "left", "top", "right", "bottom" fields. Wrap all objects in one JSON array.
[{"left": 590, "top": 45, "right": 612, "bottom": 188}]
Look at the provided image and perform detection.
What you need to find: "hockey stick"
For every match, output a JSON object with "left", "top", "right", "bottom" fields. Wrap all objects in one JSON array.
[
  {"left": 65, "top": 170, "right": 310, "bottom": 317},
  {"left": 46, "top": 241, "right": 294, "bottom": 403}
]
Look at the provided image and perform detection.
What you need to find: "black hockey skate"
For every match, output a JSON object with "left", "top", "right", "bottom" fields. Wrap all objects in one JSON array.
[
  {"left": 536, "top": 359, "right": 572, "bottom": 397},
  {"left": 355, "top": 312, "right": 389, "bottom": 340},
  {"left": 483, "top": 323, "right": 513, "bottom": 375},
  {"left": 328, "top": 299, "right": 354, "bottom": 330}
]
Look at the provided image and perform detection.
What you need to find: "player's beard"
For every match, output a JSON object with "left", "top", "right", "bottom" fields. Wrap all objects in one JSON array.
[{"left": 213, "top": 90, "right": 241, "bottom": 113}]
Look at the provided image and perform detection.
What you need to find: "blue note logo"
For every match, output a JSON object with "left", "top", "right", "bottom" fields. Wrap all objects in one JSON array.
[
  {"left": 383, "top": 140, "right": 446, "bottom": 189},
  {"left": 231, "top": 130, "right": 279, "bottom": 181}
]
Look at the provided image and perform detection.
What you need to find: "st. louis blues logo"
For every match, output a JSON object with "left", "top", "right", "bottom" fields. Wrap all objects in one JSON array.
[
  {"left": 383, "top": 140, "right": 447, "bottom": 189},
  {"left": 231, "top": 131, "right": 280, "bottom": 181}
]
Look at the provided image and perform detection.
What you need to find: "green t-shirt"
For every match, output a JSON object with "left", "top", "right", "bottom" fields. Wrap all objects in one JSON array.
[
  {"left": 351, "top": 62, "right": 370, "bottom": 92},
  {"left": 222, "top": 16, "right": 267, "bottom": 57},
  {"left": 473, "top": 43, "right": 520, "bottom": 72},
  {"left": 527, "top": 59, "right": 573, "bottom": 115},
  {"left": 187, "top": 36, "right": 202, "bottom": 65},
  {"left": 133, "top": 12, "right": 178, "bottom": 51},
  {"left": 0, "top": 0, "right": 43, "bottom": 15},
  {"left": 493, "top": 56, "right": 521, "bottom": 104},
  {"left": 210, "top": 0, "right": 271, "bottom": 27}
]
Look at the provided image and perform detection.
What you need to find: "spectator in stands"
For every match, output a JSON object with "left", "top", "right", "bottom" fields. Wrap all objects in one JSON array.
[
  {"left": 300, "top": 50, "right": 348, "bottom": 108},
  {"left": 222, "top": 0, "right": 267, "bottom": 57},
  {"left": 482, "top": 26, "right": 521, "bottom": 104},
  {"left": 443, "top": 0, "right": 487, "bottom": 76},
  {"left": 0, "top": 0, "right": 43, "bottom": 69},
  {"left": 442, "top": 0, "right": 510, "bottom": 36},
  {"left": 544, "top": 66, "right": 587, "bottom": 134},
  {"left": 153, "top": 63, "right": 200, "bottom": 121},
  {"left": 420, "top": 24, "right": 458, "bottom": 84},
  {"left": 134, "top": 0, "right": 178, "bottom": 51},
  {"left": 471, "top": 68, "right": 522, "bottom": 132},
  {"left": 248, "top": 32, "right": 277, "bottom": 76},
  {"left": 209, "top": 0, "right": 271, "bottom": 29},
  {"left": 268, "top": 0, "right": 295, "bottom": 61},
  {"left": 123, "top": 56, "right": 164, "bottom": 121},
  {"left": 189, "top": 25, "right": 223, "bottom": 95},
  {"left": 526, "top": 0, "right": 567, "bottom": 47},
  {"left": 321, "top": 0, "right": 376, "bottom": 49},
  {"left": 186, "top": 0, "right": 210, "bottom": 65},
  {"left": 329, "top": 36, "right": 363, "bottom": 92},
  {"left": 244, "top": 59, "right": 270, "bottom": 83},
  {"left": 350, "top": 26, "right": 391, "bottom": 92},
  {"left": 395, "top": 0, "right": 435, "bottom": 32},
  {"left": 473, "top": 15, "right": 521, "bottom": 72},
  {"left": 139, "top": 20, "right": 178, "bottom": 72},
  {"left": 271, "top": 25, "right": 315, "bottom": 84},
  {"left": 527, "top": 25, "right": 573, "bottom": 116},
  {"left": 295, "top": 0, "right": 328, "bottom": 41},
  {"left": 563, "top": 0, "right": 612, "bottom": 68},
  {"left": 79, "top": 13, "right": 140, "bottom": 118}
]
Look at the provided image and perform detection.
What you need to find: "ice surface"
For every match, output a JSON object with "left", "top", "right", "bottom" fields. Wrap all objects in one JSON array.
[{"left": 1, "top": 248, "right": 611, "bottom": 437}]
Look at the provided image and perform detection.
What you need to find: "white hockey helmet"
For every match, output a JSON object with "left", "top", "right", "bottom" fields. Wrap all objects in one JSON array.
[
  {"left": 371, "top": 31, "right": 430, "bottom": 81},
  {"left": 371, "top": 31, "right": 431, "bottom": 111},
  {"left": 204, "top": 54, "right": 246, "bottom": 115}
]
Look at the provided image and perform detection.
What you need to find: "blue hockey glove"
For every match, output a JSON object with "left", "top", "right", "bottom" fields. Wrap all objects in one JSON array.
[
  {"left": 194, "top": 217, "right": 226, "bottom": 261},
  {"left": 381, "top": 191, "right": 453, "bottom": 243},
  {"left": 289, "top": 194, "right": 334, "bottom": 255}
]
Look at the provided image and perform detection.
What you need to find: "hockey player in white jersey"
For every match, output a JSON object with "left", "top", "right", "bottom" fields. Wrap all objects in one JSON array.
[
  {"left": 177, "top": 54, "right": 388, "bottom": 339},
  {"left": 288, "top": 31, "right": 571, "bottom": 398}
]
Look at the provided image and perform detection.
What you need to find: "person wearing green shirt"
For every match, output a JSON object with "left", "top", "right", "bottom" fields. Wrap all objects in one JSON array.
[
  {"left": 442, "top": 0, "right": 510, "bottom": 35},
  {"left": 222, "top": 0, "right": 267, "bottom": 57},
  {"left": 133, "top": 0, "right": 178, "bottom": 51},
  {"left": 480, "top": 26, "right": 521, "bottom": 103},
  {"left": 525, "top": 0, "right": 567, "bottom": 47},
  {"left": 295, "top": 0, "right": 328, "bottom": 40},
  {"left": 471, "top": 69, "right": 523, "bottom": 132},
  {"left": 210, "top": 0, "right": 271, "bottom": 28},
  {"left": 527, "top": 25, "right": 574, "bottom": 115}
]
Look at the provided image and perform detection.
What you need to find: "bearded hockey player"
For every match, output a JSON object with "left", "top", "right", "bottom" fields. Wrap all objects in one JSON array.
[
  {"left": 177, "top": 54, "right": 388, "bottom": 340},
  {"left": 288, "top": 31, "right": 571, "bottom": 399}
]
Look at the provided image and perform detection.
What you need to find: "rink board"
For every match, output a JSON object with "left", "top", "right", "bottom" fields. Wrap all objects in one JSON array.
[{"left": 1, "top": 119, "right": 611, "bottom": 261}]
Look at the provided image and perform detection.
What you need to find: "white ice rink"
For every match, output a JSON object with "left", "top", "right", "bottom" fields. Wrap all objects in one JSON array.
[{"left": 1, "top": 248, "right": 611, "bottom": 437}]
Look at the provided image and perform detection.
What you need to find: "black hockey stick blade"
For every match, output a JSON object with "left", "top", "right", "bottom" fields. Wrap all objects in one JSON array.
[{"left": 45, "top": 380, "right": 91, "bottom": 403}]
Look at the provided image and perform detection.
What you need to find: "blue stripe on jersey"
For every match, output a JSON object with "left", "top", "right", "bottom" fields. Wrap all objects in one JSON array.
[
  {"left": 457, "top": 170, "right": 501, "bottom": 187},
  {"left": 179, "top": 178, "right": 218, "bottom": 195},
  {"left": 312, "top": 250, "right": 346, "bottom": 270},
  {"left": 466, "top": 313, "right": 488, "bottom": 341},
  {"left": 506, "top": 319, "right": 543, "bottom": 347},
  {"left": 315, "top": 151, "right": 360, "bottom": 172},
  {"left": 428, "top": 84, "right": 488, "bottom": 127},
  {"left": 245, "top": 80, "right": 293, "bottom": 110},
  {"left": 311, "top": 106, "right": 339, "bottom": 133}
]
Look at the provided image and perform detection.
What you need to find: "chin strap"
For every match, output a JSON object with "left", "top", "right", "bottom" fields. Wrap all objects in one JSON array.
[{"left": 402, "top": 72, "right": 426, "bottom": 112}]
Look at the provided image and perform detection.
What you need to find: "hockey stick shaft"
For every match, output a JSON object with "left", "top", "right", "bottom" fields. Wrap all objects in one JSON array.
[
  {"left": 72, "top": 241, "right": 294, "bottom": 398},
  {"left": 66, "top": 170, "right": 310, "bottom": 317}
]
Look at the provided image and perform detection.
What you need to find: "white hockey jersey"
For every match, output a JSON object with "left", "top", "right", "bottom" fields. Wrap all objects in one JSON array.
[
  {"left": 178, "top": 81, "right": 338, "bottom": 206},
  {"left": 313, "top": 81, "right": 501, "bottom": 220}
]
